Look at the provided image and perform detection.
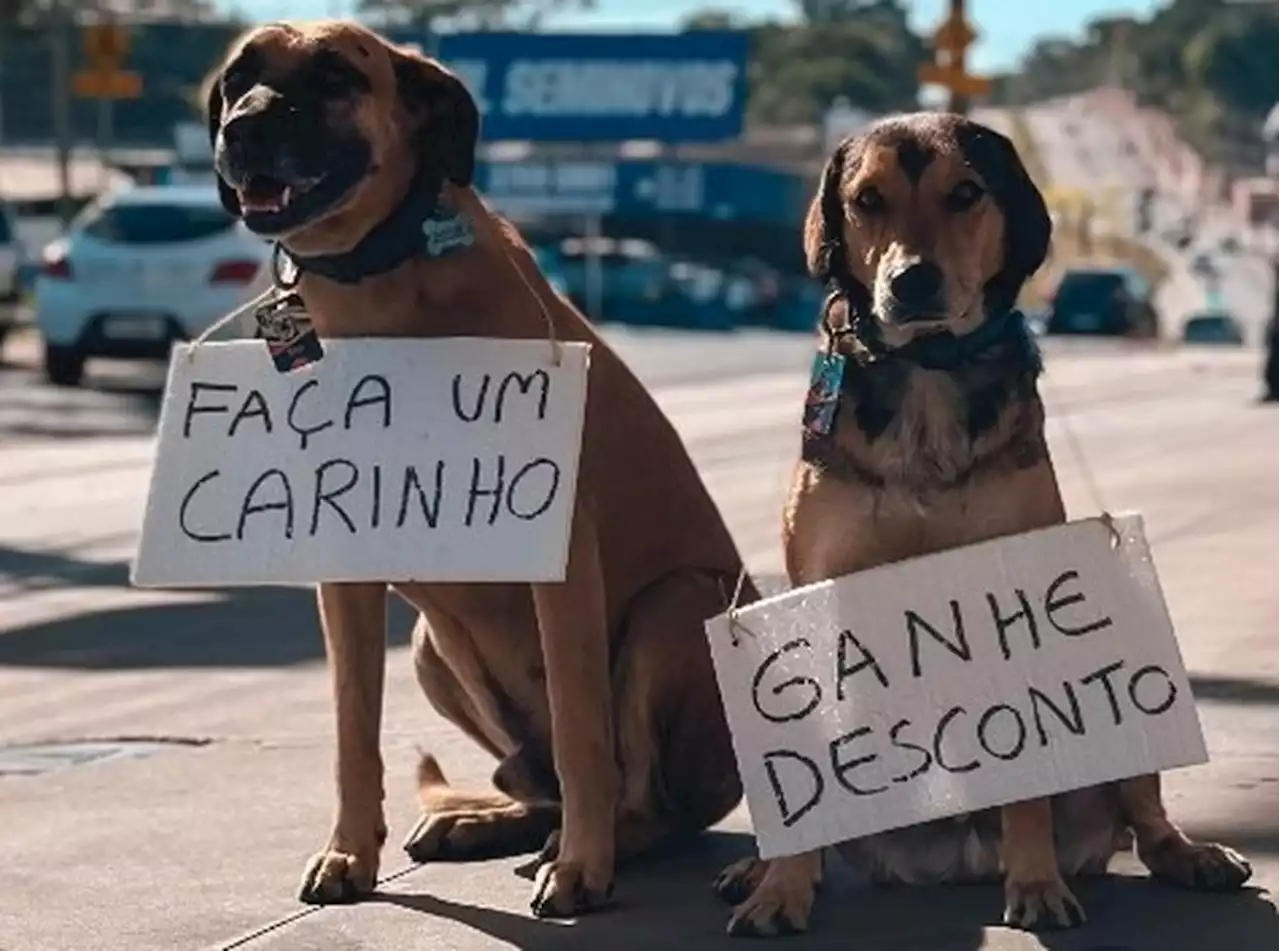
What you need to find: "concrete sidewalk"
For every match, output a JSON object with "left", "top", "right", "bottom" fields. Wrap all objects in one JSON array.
[
  {"left": 1, "top": 343, "right": 1276, "bottom": 951},
  {"left": 1, "top": 732, "right": 1274, "bottom": 950}
]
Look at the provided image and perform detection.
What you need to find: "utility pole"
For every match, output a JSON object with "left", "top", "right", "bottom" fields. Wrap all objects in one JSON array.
[
  {"left": 1108, "top": 19, "right": 1130, "bottom": 90},
  {"left": 49, "top": 0, "right": 74, "bottom": 229},
  {"left": 918, "top": 0, "right": 990, "bottom": 117},
  {"left": 74, "top": 16, "right": 141, "bottom": 195}
]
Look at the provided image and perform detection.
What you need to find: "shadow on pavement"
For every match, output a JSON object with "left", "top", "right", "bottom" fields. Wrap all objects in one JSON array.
[
  {"left": 0, "top": 362, "right": 162, "bottom": 441},
  {"left": 1188, "top": 675, "right": 1279, "bottom": 706},
  {"left": 371, "top": 832, "right": 1277, "bottom": 951},
  {"left": 0, "top": 553, "right": 417, "bottom": 668},
  {"left": 0, "top": 550, "right": 1275, "bottom": 705}
]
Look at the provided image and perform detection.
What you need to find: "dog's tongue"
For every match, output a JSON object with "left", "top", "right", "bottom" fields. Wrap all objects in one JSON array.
[{"left": 239, "top": 175, "right": 291, "bottom": 213}]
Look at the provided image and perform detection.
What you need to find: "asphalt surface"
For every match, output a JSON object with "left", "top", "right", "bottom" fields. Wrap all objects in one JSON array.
[
  {"left": 1002, "top": 93, "right": 1274, "bottom": 341},
  {"left": 1, "top": 100, "right": 1277, "bottom": 951},
  {"left": 0, "top": 323, "right": 1275, "bottom": 951}
]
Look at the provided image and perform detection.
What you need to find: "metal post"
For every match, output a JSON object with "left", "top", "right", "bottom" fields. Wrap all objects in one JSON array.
[
  {"left": 50, "top": 3, "right": 74, "bottom": 229},
  {"left": 947, "top": 0, "right": 969, "bottom": 117},
  {"left": 584, "top": 212, "right": 603, "bottom": 322},
  {"left": 97, "top": 95, "right": 112, "bottom": 191}
]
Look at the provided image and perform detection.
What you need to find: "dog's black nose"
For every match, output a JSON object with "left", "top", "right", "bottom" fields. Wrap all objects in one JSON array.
[
  {"left": 221, "top": 114, "right": 272, "bottom": 165},
  {"left": 888, "top": 261, "right": 944, "bottom": 315}
]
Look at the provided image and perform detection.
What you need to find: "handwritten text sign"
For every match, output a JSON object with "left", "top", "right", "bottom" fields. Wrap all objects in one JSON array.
[
  {"left": 132, "top": 339, "right": 590, "bottom": 587},
  {"left": 705, "top": 515, "right": 1207, "bottom": 860}
]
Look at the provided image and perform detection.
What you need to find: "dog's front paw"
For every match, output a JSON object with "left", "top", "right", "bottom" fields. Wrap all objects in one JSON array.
[
  {"left": 529, "top": 855, "right": 614, "bottom": 918},
  {"left": 725, "top": 854, "right": 820, "bottom": 938},
  {"left": 713, "top": 856, "right": 768, "bottom": 906},
  {"left": 1002, "top": 874, "right": 1085, "bottom": 931},
  {"left": 298, "top": 845, "right": 379, "bottom": 904},
  {"left": 1141, "top": 838, "right": 1253, "bottom": 892},
  {"left": 298, "top": 820, "right": 386, "bottom": 905}
]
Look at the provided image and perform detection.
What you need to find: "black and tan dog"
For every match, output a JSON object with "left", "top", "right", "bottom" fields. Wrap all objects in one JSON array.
[
  {"left": 203, "top": 20, "right": 752, "bottom": 917},
  {"left": 712, "top": 112, "right": 1252, "bottom": 937}
]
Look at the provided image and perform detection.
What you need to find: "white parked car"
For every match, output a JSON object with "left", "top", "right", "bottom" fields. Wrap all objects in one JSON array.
[{"left": 35, "top": 184, "right": 272, "bottom": 387}]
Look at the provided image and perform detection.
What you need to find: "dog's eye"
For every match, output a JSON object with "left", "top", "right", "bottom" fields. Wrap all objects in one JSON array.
[
  {"left": 946, "top": 181, "right": 985, "bottom": 212},
  {"left": 853, "top": 187, "right": 885, "bottom": 213},
  {"left": 314, "top": 54, "right": 358, "bottom": 94}
]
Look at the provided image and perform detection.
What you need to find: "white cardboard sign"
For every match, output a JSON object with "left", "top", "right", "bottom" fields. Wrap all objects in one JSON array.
[
  {"left": 132, "top": 339, "right": 590, "bottom": 587},
  {"left": 705, "top": 515, "right": 1208, "bottom": 860}
]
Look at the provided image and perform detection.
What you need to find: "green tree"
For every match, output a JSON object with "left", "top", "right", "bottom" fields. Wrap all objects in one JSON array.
[
  {"left": 682, "top": 0, "right": 923, "bottom": 125},
  {"left": 989, "top": 0, "right": 1277, "bottom": 172}
]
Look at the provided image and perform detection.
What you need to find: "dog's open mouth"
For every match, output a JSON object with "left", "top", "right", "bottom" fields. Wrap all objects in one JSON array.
[
  {"left": 228, "top": 149, "right": 370, "bottom": 237},
  {"left": 237, "top": 174, "right": 320, "bottom": 215}
]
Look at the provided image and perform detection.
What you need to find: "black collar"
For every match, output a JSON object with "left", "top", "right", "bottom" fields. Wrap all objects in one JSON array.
[
  {"left": 881, "top": 307, "right": 1029, "bottom": 370},
  {"left": 280, "top": 165, "right": 443, "bottom": 285},
  {"left": 830, "top": 295, "right": 1031, "bottom": 372}
]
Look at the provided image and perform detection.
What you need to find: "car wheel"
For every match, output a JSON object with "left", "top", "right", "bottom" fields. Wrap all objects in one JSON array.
[{"left": 44, "top": 344, "right": 86, "bottom": 387}]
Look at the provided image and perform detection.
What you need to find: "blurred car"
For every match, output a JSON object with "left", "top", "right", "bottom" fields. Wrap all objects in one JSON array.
[
  {"left": 0, "top": 201, "right": 26, "bottom": 354},
  {"left": 35, "top": 184, "right": 271, "bottom": 387},
  {"left": 1180, "top": 311, "right": 1244, "bottom": 346},
  {"left": 1045, "top": 267, "right": 1160, "bottom": 339},
  {"left": 664, "top": 258, "right": 735, "bottom": 331},
  {"left": 555, "top": 237, "right": 668, "bottom": 324},
  {"left": 0, "top": 201, "right": 23, "bottom": 304}
]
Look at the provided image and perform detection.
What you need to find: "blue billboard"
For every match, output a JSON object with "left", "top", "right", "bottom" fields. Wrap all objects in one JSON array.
[
  {"left": 436, "top": 32, "right": 749, "bottom": 143},
  {"left": 475, "top": 159, "right": 806, "bottom": 225}
]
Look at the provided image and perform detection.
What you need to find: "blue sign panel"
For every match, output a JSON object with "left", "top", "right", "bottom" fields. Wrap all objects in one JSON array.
[
  {"left": 436, "top": 32, "right": 749, "bottom": 143},
  {"left": 475, "top": 160, "right": 806, "bottom": 225}
]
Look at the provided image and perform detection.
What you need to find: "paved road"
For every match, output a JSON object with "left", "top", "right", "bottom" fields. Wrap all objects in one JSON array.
[
  {"left": 0, "top": 328, "right": 1275, "bottom": 951},
  {"left": 1007, "top": 93, "right": 1274, "bottom": 342}
]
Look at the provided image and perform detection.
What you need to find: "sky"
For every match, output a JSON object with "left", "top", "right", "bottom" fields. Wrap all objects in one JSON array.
[{"left": 223, "top": 0, "right": 1166, "bottom": 73}]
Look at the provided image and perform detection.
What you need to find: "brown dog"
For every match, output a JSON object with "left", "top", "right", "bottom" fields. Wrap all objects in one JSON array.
[
  {"left": 711, "top": 112, "right": 1252, "bottom": 937},
  {"left": 203, "top": 20, "right": 752, "bottom": 917}
]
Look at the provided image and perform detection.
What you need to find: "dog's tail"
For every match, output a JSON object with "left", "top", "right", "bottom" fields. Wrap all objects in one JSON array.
[
  {"left": 416, "top": 748, "right": 449, "bottom": 789},
  {"left": 414, "top": 747, "right": 455, "bottom": 813},
  {"left": 414, "top": 746, "right": 511, "bottom": 813}
]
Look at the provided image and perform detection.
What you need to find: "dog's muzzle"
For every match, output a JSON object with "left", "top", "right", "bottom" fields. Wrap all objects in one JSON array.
[
  {"left": 214, "top": 88, "right": 329, "bottom": 212},
  {"left": 883, "top": 260, "right": 946, "bottom": 323}
]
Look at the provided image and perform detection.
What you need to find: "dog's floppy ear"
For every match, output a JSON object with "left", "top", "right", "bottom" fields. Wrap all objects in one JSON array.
[
  {"left": 805, "top": 138, "right": 872, "bottom": 325},
  {"left": 392, "top": 46, "right": 480, "bottom": 188},
  {"left": 200, "top": 66, "right": 242, "bottom": 217},
  {"left": 961, "top": 124, "right": 1051, "bottom": 312},
  {"left": 803, "top": 140, "right": 847, "bottom": 283}
]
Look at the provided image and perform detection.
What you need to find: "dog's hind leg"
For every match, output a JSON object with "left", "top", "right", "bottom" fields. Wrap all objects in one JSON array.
[
  {"left": 404, "top": 617, "right": 559, "bottom": 863},
  {"left": 1119, "top": 773, "right": 1252, "bottom": 892},
  {"left": 613, "top": 569, "right": 745, "bottom": 856},
  {"left": 537, "top": 569, "right": 746, "bottom": 871}
]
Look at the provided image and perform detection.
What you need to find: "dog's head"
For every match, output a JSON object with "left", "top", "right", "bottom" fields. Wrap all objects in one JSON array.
[
  {"left": 805, "top": 112, "right": 1050, "bottom": 347},
  {"left": 203, "top": 20, "right": 478, "bottom": 255}
]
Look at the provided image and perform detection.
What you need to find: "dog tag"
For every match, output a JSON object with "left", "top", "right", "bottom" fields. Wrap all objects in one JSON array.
[
  {"left": 802, "top": 351, "right": 846, "bottom": 436},
  {"left": 422, "top": 207, "right": 475, "bottom": 258},
  {"left": 253, "top": 292, "right": 324, "bottom": 373}
]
